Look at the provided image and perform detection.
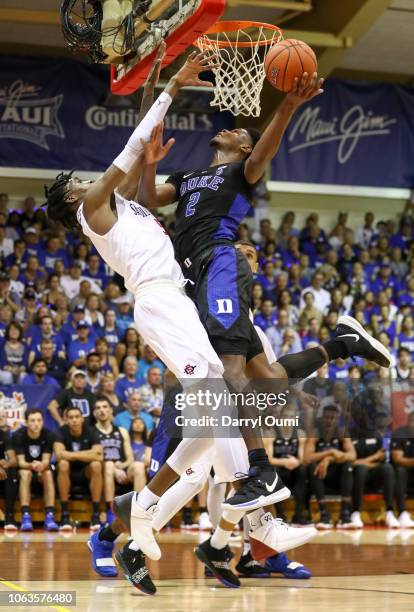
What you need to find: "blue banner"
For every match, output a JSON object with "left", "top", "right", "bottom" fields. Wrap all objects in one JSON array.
[
  {"left": 0, "top": 385, "right": 58, "bottom": 433},
  {"left": 0, "top": 56, "right": 233, "bottom": 174},
  {"left": 272, "top": 79, "right": 414, "bottom": 188}
]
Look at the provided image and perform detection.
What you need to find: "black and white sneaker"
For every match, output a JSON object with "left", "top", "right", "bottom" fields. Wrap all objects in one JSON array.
[
  {"left": 115, "top": 543, "right": 156, "bottom": 595},
  {"left": 222, "top": 466, "right": 291, "bottom": 511},
  {"left": 194, "top": 538, "right": 240, "bottom": 588},
  {"left": 334, "top": 315, "right": 391, "bottom": 368},
  {"left": 236, "top": 552, "right": 270, "bottom": 578}
]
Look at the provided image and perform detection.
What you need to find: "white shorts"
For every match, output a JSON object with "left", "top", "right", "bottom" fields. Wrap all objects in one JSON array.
[
  {"left": 134, "top": 282, "right": 224, "bottom": 380},
  {"left": 180, "top": 437, "right": 249, "bottom": 485}
]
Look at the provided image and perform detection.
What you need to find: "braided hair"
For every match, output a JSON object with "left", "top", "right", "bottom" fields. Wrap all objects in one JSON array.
[{"left": 44, "top": 170, "right": 79, "bottom": 229}]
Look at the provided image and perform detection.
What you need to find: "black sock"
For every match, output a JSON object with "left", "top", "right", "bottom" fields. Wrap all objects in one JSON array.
[
  {"left": 322, "top": 339, "right": 348, "bottom": 361},
  {"left": 341, "top": 500, "right": 351, "bottom": 513},
  {"left": 61, "top": 502, "right": 69, "bottom": 514},
  {"left": 99, "top": 524, "right": 118, "bottom": 542},
  {"left": 21, "top": 506, "right": 30, "bottom": 514},
  {"left": 45, "top": 506, "right": 54, "bottom": 514},
  {"left": 199, "top": 506, "right": 207, "bottom": 514},
  {"left": 278, "top": 347, "right": 326, "bottom": 380},
  {"left": 92, "top": 502, "right": 100, "bottom": 514},
  {"left": 248, "top": 448, "right": 270, "bottom": 468},
  {"left": 318, "top": 501, "right": 328, "bottom": 512},
  {"left": 106, "top": 501, "right": 112, "bottom": 511}
]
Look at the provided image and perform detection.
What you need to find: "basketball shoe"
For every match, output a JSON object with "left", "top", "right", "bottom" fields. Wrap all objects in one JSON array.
[
  {"left": 115, "top": 542, "right": 156, "bottom": 595},
  {"left": 113, "top": 491, "right": 161, "bottom": 560},
  {"left": 44, "top": 511, "right": 59, "bottom": 532},
  {"left": 194, "top": 538, "right": 240, "bottom": 588},
  {"left": 334, "top": 316, "right": 391, "bottom": 368},
  {"left": 20, "top": 512, "right": 33, "bottom": 532},
  {"left": 235, "top": 552, "right": 270, "bottom": 578},
  {"left": 265, "top": 552, "right": 312, "bottom": 579},
  {"left": 88, "top": 530, "right": 118, "bottom": 577},
  {"left": 248, "top": 512, "right": 317, "bottom": 559},
  {"left": 222, "top": 465, "right": 290, "bottom": 511}
]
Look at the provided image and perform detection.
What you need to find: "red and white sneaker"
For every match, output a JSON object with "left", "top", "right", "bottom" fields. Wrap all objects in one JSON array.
[{"left": 248, "top": 512, "right": 316, "bottom": 560}]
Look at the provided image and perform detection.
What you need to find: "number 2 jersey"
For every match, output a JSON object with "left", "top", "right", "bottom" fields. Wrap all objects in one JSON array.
[{"left": 167, "top": 161, "right": 254, "bottom": 267}]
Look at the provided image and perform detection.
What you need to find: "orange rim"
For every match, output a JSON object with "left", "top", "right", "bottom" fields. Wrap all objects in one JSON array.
[{"left": 195, "top": 20, "right": 283, "bottom": 49}]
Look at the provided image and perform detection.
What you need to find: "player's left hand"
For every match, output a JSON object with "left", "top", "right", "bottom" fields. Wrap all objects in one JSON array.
[
  {"left": 286, "top": 72, "right": 324, "bottom": 106},
  {"left": 144, "top": 41, "right": 166, "bottom": 92},
  {"left": 141, "top": 122, "right": 175, "bottom": 164},
  {"left": 174, "top": 50, "right": 219, "bottom": 88}
]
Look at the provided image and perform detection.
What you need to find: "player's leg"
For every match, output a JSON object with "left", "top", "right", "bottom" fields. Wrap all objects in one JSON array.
[
  {"left": 103, "top": 461, "right": 116, "bottom": 519},
  {"left": 41, "top": 469, "right": 58, "bottom": 531},
  {"left": 4, "top": 467, "right": 18, "bottom": 529},
  {"left": 336, "top": 461, "right": 353, "bottom": 529},
  {"left": 127, "top": 461, "right": 147, "bottom": 492},
  {"left": 57, "top": 459, "right": 72, "bottom": 530},
  {"left": 19, "top": 469, "right": 33, "bottom": 532},
  {"left": 85, "top": 461, "right": 103, "bottom": 531}
]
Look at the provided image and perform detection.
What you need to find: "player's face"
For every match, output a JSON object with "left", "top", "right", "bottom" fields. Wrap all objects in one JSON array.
[
  {"left": 67, "top": 410, "right": 83, "bottom": 431},
  {"left": 322, "top": 409, "right": 337, "bottom": 432},
  {"left": 210, "top": 128, "right": 253, "bottom": 156},
  {"left": 94, "top": 402, "right": 112, "bottom": 422},
  {"left": 27, "top": 413, "right": 43, "bottom": 435},
  {"left": 65, "top": 177, "right": 94, "bottom": 209},
  {"left": 235, "top": 243, "right": 258, "bottom": 273}
]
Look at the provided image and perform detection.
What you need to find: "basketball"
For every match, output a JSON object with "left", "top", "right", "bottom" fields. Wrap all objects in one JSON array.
[{"left": 264, "top": 39, "right": 318, "bottom": 92}]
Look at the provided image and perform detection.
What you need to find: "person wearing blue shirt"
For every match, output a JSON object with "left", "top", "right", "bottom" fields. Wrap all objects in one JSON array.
[
  {"left": 98, "top": 309, "right": 121, "bottom": 355},
  {"left": 28, "top": 314, "right": 65, "bottom": 365},
  {"left": 115, "top": 356, "right": 144, "bottom": 406},
  {"left": 4, "top": 239, "right": 28, "bottom": 269},
  {"left": 83, "top": 254, "right": 108, "bottom": 290},
  {"left": 253, "top": 300, "right": 277, "bottom": 332},
  {"left": 137, "top": 345, "right": 165, "bottom": 382},
  {"left": 115, "top": 300, "right": 134, "bottom": 336},
  {"left": 370, "top": 264, "right": 399, "bottom": 296},
  {"left": 38, "top": 236, "right": 70, "bottom": 273},
  {"left": 114, "top": 391, "right": 154, "bottom": 433},
  {"left": 67, "top": 321, "right": 95, "bottom": 367},
  {"left": 21, "top": 358, "right": 60, "bottom": 388},
  {"left": 60, "top": 306, "right": 89, "bottom": 348}
]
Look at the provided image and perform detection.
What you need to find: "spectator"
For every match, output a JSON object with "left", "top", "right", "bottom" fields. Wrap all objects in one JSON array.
[
  {"left": 93, "top": 397, "right": 143, "bottom": 521},
  {"left": 304, "top": 404, "right": 356, "bottom": 528},
  {"left": 137, "top": 345, "right": 165, "bottom": 382},
  {"left": 54, "top": 406, "right": 103, "bottom": 530},
  {"left": 300, "top": 271, "right": 331, "bottom": 312},
  {"left": 0, "top": 222, "right": 14, "bottom": 258},
  {"left": 0, "top": 322, "right": 27, "bottom": 384},
  {"left": 100, "top": 309, "right": 121, "bottom": 355},
  {"left": 115, "top": 296, "right": 134, "bottom": 334},
  {"left": 28, "top": 314, "right": 65, "bottom": 366},
  {"left": 138, "top": 367, "right": 164, "bottom": 422},
  {"left": 60, "top": 305, "right": 88, "bottom": 348},
  {"left": 84, "top": 352, "right": 102, "bottom": 393},
  {"left": 114, "top": 391, "right": 154, "bottom": 433},
  {"left": 354, "top": 212, "right": 375, "bottom": 249},
  {"left": 391, "top": 348, "right": 411, "bottom": 383},
  {"left": 39, "top": 338, "right": 68, "bottom": 386},
  {"left": 84, "top": 293, "right": 104, "bottom": 332},
  {"left": 39, "top": 236, "right": 70, "bottom": 273},
  {"left": 95, "top": 337, "right": 119, "bottom": 377},
  {"left": 70, "top": 279, "right": 92, "bottom": 310},
  {"left": 67, "top": 321, "right": 95, "bottom": 367},
  {"left": 12, "top": 409, "right": 58, "bottom": 531},
  {"left": 130, "top": 416, "right": 151, "bottom": 466},
  {"left": 99, "top": 372, "right": 122, "bottom": 414},
  {"left": 48, "top": 370, "right": 96, "bottom": 426},
  {"left": 0, "top": 272, "right": 19, "bottom": 314},
  {"left": 21, "top": 358, "right": 60, "bottom": 388},
  {"left": 299, "top": 292, "right": 323, "bottom": 326},
  {"left": 253, "top": 300, "right": 277, "bottom": 332},
  {"left": 83, "top": 254, "right": 107, "bottom": 290},
  {"left": 265, "top": 309, "right": 302, "bottom": 358},
  {"left": 115, "top": 356, "right": 143, "bottom": 406},
  {"left": 0, "top": 303, "right": 13, "bottom": 340},
  {"left": 115, "top": 327, "right": 141, "bottom": 368},
  {"left": 391, "top": 413, "right": 414, "bottom": 528},
  {"left": 23, "top": 227, "right": 42, "bottom": 258},
  {"left": 0, "top": 406, "right": 18, "bottom": 529}
]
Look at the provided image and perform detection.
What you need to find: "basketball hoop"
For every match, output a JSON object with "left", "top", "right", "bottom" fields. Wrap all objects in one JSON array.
[{"left": 195, "top": 21, "right": 283, "bottom": 117}]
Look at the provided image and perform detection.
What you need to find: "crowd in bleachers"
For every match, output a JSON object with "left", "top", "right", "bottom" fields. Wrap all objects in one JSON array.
[{"left": 1, "top": 189, "right": 414, "bottom": 531}]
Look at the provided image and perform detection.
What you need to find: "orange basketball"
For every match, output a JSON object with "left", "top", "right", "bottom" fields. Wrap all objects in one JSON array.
[{"left": 264, "top": 39, "right": 317, "bottom": 92}]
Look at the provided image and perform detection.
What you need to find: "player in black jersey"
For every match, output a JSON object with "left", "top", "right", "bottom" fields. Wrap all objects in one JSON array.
[
  {"left": 139, "top": 73, "right": 392, "bottom": 509},
  {"left": 391, "top": 412, "right": 414, "bottom": 528},
  {"left": 304, "top": 405, "right": 356, "bottom": 529},
  {"left": 93, "top": 397, "right": 140, "bottom": 525},
  {"left": 12, "top": 409, "right": 57, "bottom": 532},
  {"left": 0, "top": 408, "right": 18, "bottom": 529},
  {"left": 54, "top": 406, "right": 103, "bottom": 531}
]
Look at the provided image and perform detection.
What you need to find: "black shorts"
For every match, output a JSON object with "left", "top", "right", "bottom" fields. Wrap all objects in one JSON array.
[
  {"left": 186, "top": 244, "right": 263, "bottom": 358},
  {"left": 70, "top": 462, "right": 88, "bottom": 487}
]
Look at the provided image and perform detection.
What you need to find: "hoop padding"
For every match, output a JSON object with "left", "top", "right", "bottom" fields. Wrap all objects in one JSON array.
[{"left": 196, "top": 23, "right": 282, "bottom": 117}]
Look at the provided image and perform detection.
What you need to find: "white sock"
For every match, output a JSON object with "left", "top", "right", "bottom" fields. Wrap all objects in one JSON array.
[
  {"left": 136, "top": 487, "right": 160, "bottom": 512},
  {"left": 210, "top": 526, "right": 231, "bottom": 550},
  {"left": 206, "top": 477, "right": 226, "bottom": 530},
  {"left": 243, "top": 515, "right": 251, "bottom": 555},
  {"left": 222, "top": 507, "right": 244, "bottom": 525}
]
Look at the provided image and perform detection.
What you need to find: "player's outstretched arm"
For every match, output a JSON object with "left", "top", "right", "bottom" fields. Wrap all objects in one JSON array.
[
  {"left": 84, "top": 50, "right": 218, "bottom": 212},
  {"left": 137, "top": 122, "right": 175, "bottom": 207},
  {"left": 244, "top": 72, "right": 324, "bottom": 185}
]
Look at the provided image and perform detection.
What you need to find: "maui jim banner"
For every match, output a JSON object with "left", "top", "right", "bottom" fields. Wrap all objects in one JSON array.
[
  {"left": 272, "top": 79, "right": 414, "bottom": 188},
  {"left": 0, "top": 56, "right": 233, "bottom": 174},
  {"left": 0, "top": 385, "right": 58, "bottom": 432}
]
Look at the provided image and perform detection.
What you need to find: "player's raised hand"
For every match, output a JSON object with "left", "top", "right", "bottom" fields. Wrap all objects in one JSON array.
[
  {"left": 141, "top": 122, "right": 175, "bottom": 165},
  {"left": 173, "top": 50, "right": 219, "bottom": 88},
  {"left": 144, "top": 40, "right": 166, "bottom": 92},
  {"left": 286, "top": 72, "right": 324, "bottom": 107}
]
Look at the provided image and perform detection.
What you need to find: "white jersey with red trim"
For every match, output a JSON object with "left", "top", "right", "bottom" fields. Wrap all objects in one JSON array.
[{"left": 77, "top": 192, "right": 183, "bottom": 294}]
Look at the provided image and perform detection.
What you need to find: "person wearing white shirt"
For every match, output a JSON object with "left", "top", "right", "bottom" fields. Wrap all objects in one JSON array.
[
  {"left": 354, "top": 212, "right": 375, "bottom": 249},
  {"left": 61, "top": 262, "right": 102, "bottom": 300},
  {"left": 300, "top": 271, "right": 331, "bottom": 312}
]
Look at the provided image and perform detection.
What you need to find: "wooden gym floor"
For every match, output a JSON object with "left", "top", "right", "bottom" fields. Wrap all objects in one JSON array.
[{"left": 0, "top": 529, "right": 414, "bottom": 612}]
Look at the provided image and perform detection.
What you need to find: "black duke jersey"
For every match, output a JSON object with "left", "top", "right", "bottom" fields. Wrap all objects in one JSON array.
[
  {"left": 95, "top": 425, "right": 126, "bottom": 463},
  {"left": 167, "top": 161, "right": 254, "bottom": 266},
  {"left": 273, "top": 428, "right": 299, "bottom": 458}
]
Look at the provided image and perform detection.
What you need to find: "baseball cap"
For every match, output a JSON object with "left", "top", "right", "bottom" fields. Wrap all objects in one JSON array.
[
  {"left": 77, "top": 320, "right": 89, "bottom": 329},
  {"left": 24, "top": 227, "right": 37, "bottom": 234},
  {"left": 73, "top": 305, "right": 85, "bottom": 314},
  {"left": 71, "top": 369, "right": 87, "bottom": 380}
]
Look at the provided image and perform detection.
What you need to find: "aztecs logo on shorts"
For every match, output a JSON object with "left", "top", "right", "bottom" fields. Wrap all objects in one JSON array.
[
  {"left": 185, "top": 468, "right": 194, "bottom": 476},
  {"left": 184, "top": 364, "right": 196, "bottom": 375}
]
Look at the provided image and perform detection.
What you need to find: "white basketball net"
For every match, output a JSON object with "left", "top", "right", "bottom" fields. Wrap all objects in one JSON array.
[{"left": 196, "top": 25, "right": 282, "bottom": 117}]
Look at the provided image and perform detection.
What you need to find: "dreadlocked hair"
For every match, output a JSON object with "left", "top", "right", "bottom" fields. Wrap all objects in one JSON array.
[
  {"left": 44, "top": 170, "right": 78, "bottom": 229},
  {"left": 245, "top": 128, "right": 261, "bottom": 152}
]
